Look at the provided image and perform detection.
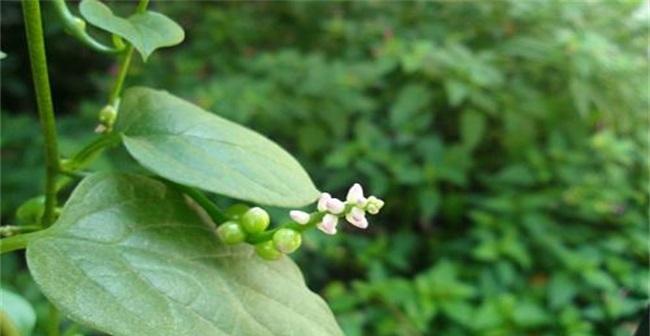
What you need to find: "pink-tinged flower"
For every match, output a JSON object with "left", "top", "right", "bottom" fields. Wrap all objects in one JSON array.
[
  {"left": 289, "top": 210, "right": 310, "bottom": 225},
  {"left": 317, "top": 214, "right": 338, "bottom": 235},
  {"left": 345, "top": 206, "right": 368, "bottom": 229},
  {"left": 318, "top": 193, "right": 332, "bottom": 212},
  {"left": 346, "top": 183, "right": 365, "bottom": 204},
  {"left": 326, "top": 198, "right": 346, "bottom": 215}
]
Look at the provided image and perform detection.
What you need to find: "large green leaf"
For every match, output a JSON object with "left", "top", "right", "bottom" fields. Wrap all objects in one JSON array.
[
  {"left": 26, "top": 173, "right": 342, "bottom": 336},
  {"left": 79, "top": 0, "right": 184, "bottom": 61},
  {"left": 115, "top": 87, "right": 320, "bottom": 207}
]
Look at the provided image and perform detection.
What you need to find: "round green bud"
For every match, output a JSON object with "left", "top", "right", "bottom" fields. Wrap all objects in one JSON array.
[
  {"left": 216, "top": 221, "right": 246, "bottom": 245},
  {"left": 72, "top": 17, "right": 86, "bottom": 31},
  {"left": 240, "top": 207, "right": 270, "bottom": 234},
  {"left": 225, "top": 203, "right": 250, "bottom": 220},
  {"left": 273, "top": 228, "right": 302, "bottom": 254},
  {"left": 16, "top": 196, "right": 45, "bottom": 225},
  {"left": 98, "top": 105, "right": 117, "bottom": 124},
  {"left": 255, "top": 241, "right": 282, "bottom": 261}
]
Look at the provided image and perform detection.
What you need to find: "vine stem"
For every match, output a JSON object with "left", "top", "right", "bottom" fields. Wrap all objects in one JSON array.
[
  {"left": 22, "top": 0, "right": 60, "bottom": 227},
  {"left": 107, "top": 0, "right": 150, "bottom": 106}
]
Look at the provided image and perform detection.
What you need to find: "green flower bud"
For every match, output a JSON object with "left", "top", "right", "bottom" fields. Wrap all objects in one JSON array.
[
  {"left": 72, "top": 17, "right": 86, "bottom": 31},
  {"left": 225, "top": 203, "right": 250, "bottom": 220},
  {"left": 255, "top": 241, "right": 282, "bottom": 261},
  {"left": 99, "top": 105, "right": 117, "bottom": 125},
  {"left": 273, "top": 228, "right": 302, "bottom": 254},
  {"left": 16, "top": 196, "right": 45, "bottom": 225},
  {"left": 216, "top": 221, "right": 246, "bottom": 245},
  {"left": 240, "top": 207, "right": 270, "bottom": 234}
]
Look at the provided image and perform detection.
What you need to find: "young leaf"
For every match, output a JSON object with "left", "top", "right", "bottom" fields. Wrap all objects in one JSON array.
[
  {"left": 79, "top": 0, "right": 184, "bottom": 61},
  {"left": 26, "top": 173, "right": 342, "bottom": 336},
  {"left": 115, "top": 87, "right": 320, "bottom": 207}
]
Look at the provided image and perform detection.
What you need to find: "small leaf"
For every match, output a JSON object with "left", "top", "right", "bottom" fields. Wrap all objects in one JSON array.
[
  {"left": 0, "top": 288, "right": 36, "bottom": 336},
  {"left": 115, "top": 87, "right": 320, "bottom": 207},
  {"left": 0, "top": 51, "right": 6, "bottom": 60},
  {"left": 26, "top": 173, "right": 342, "bottom": 336},
  {"left": 79, "top": 0, "right": 184, "bottom": 61}
]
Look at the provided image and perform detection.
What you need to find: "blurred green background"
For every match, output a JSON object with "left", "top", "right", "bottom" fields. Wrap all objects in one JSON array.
[{"left": 2, "top": 1, "right": 649, "bottom": 335}]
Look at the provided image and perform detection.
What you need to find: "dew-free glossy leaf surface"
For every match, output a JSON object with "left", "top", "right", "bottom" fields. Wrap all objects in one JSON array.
[
  {"left": 79, "top": 0, "right": 184, "bottom": 60},
  {"left": 115, "top": 87, "right": 320, "bottom": 207},
  {"left": 26, "top": 173, "right": 342, "bottom": 336}
]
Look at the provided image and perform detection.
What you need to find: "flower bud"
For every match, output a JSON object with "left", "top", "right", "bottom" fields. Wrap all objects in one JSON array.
[
  {"left": 255, "top": 241, "right": 282, "bottom": 261},
  {"left": 240, "top": 207, "right": 270, "bottom": 234},
  {"left": 225, "top": 203, "right": 250, "bottom": 220},
  {"left": 346, "top": 183, "right": 365, "bottom": 204},
  {"left": 317, "top": 193, "right": 332, "bottom": 212},
  {"left": 216, "top": 221, "right": 246, "bottom": 245},
  {"left": 289, "top": 210, "right": 310, "bottom": 225},
  {"left": 365, "top": 196, "right": 385, "bottom": 215},
  {"left": 273, "top": 228, "right": 302, "bottom": 254},
  {"left": 97, "top": 105, "right": 117, "bottom": 133},
  {"left": 72, "top": 17, "right": 86, "bottom": 31},
  {"left": 317, "top": 214, "right": 338, "bottom": 235},
  {"left": 326, "top": 198, "right": 346, "bottom": 215},
  {"left": 345, "top": 207, "right": 368, "bottom": 229}
]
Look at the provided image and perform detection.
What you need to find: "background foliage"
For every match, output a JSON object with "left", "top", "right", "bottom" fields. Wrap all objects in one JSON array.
[{"left": 2, "top": 1, "right": 648, "bottom": 335}]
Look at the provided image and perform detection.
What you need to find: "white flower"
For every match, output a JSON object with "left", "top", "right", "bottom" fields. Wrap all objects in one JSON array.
[
  {"left": 365, "top": 196, "right": 385, "bottom": 215},
  {"left": 317, "top": 214, "right": 338, "bottom": 235},
  {"left": 346, "top": 183, "right": 365, "bottom": 204},
  {"left": 326, "top": 198, "right": 346, "bottom": 215},
  {"left": 345, "top": 206, "right": 368, "bottom": 229},
  {"left": 317, "top": 193, "right": 331, "bottom": 212},
  {"left": 289, "top": 210, "right": 310, "bottom": 225}
]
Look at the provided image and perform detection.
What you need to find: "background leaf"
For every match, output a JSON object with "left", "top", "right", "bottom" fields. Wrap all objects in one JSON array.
[
  {"left": 26, "top": 173, "right": 341, "bottom": 336},
  {"left": 0, "top": 288, "right": 36, "bottom": 336},
  {"left": 79, "top": 0, "right": 184, "bottom": 60},
  {"left": 115, "top": 87, "right": 320, "bottom": 207}
]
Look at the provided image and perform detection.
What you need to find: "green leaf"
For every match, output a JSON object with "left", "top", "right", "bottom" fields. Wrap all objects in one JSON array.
[
  {"left": 0, "top": 288, "right": 36, "bottom": 336},
  {"left": 115, "top": 87, "right": 320, "bottom": 207},
  {"left": 26, "top": 173, "right": 342, "bottom": 336},
  {"left": 79, "top": 0, "right": 184, "bottom": 61},
  {"left": 460, "top": 109, "right": 485, "bottom": 150},
  {"left": 0, "top": 51, "right": 6, "bottom": 60}
]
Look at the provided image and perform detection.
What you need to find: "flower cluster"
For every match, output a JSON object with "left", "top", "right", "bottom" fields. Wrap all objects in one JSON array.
[
  {"left": 215, "top": 183, "right": 384, "bottom": 261},
  {"left": 290, "top": 183, "right": 384, "bottom": 235}
]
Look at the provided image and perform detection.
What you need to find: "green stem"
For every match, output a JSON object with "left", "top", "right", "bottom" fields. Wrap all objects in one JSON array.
[
  {"left": 174, "top": 184, "right": 228, "bottom": 224},
  {"left": 51, "top": 0, "right": 123, "bottom": 54},
  {"left": 0, "top": 230, "right": 46, "bottom": 254},
  {"left": 47, "top": 303, "right": 60, "bottom": 336},
  {"left": 23, "top": 0, "right": 61, "bottom": 227},
  {"left": 0, "top": 225, "right": 43, "bottom": 237},
  {"left": 107, "top": 47, "right": 134, "bottom": 106},
  {"left": 247, "top": 212, "right": 324, "bottom": 244},
  {"left": 106, "top": 0, "right": 149, "bottom": 106},
  {"left": 61, "top": 133, "right": 121, "bottom": 172}
]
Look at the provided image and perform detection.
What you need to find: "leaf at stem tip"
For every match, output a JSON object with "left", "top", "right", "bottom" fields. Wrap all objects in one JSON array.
[
  {"left": 115, "top": 87, "right": 320, "bottom": 207},
  {"left": 79, "top": 0, "right": 184, "bottom": 61},
  {"left": 26, "top": 173, "right": 343, "bottom": 336}
]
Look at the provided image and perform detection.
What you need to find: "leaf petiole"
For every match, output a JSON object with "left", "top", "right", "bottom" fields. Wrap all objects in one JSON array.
[
  {"left": 51, "top": 0, "right": 123, "bottom": 54},
  {"left": 0, "top": 230, "right": 48, "bottom": 254}
]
